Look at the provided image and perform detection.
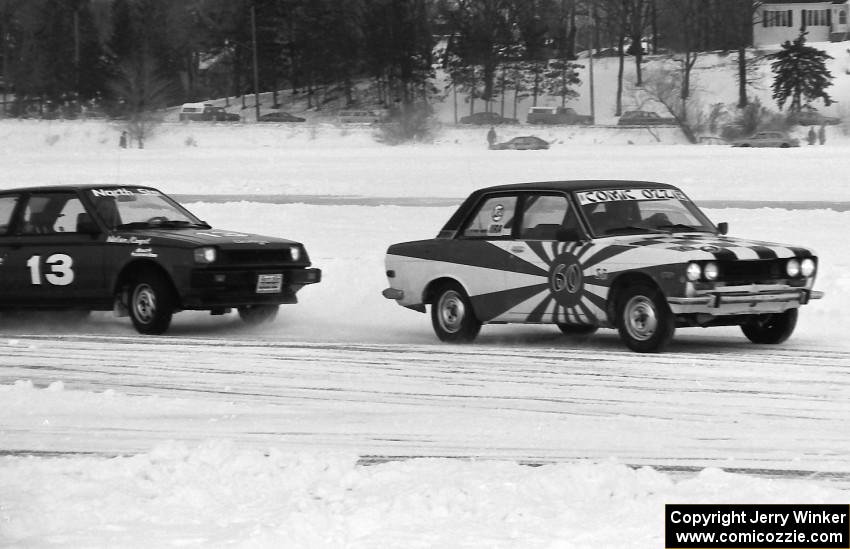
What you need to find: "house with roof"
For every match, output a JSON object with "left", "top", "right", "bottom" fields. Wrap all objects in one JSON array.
[{"left": 753, "top": 0, "right": 850, "bottom": 46}]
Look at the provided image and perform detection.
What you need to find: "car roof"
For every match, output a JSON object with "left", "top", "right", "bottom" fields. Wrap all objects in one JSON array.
[
  {"left": 475, "top": 179, "right": 678, "bottom": 193},
  {"left": 440, "top": 180, "right": 681, "bottom": 233},
  {"left": 0, "top": 184, "right": 161, "bottom": 195}
]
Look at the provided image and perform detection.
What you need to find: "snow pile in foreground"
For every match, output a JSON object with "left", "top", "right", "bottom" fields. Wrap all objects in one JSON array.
[{"left": 2, "top": 439, "right": 846, "bottom": 549}]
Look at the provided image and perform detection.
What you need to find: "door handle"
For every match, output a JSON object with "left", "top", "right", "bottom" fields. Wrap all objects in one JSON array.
[{"left": 510, "top": 245, "right": 525, "bottom": 253}]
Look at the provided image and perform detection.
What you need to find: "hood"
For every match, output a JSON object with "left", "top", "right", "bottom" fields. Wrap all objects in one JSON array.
[
  {"left": 605, "top": 232, "right": 816, "bottom": 261},
  {"left": 107, "top": 227, "right": 299, "bottom": 249}
]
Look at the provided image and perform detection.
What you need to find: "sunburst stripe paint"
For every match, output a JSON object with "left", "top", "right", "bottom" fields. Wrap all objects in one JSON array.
[
  {"left": 527, "top": 293, "right": 554, "bottom": 323},
  {"left": 571, "top": 244, "right": 637, "bottom": 271},
  {"left": 470, "top": 283, "right": 550, "bottom": 321},
  {"left": 579, "top": 283, "right": 609, "bottom": 312},
  {"left": 385, "top": 255, "right": 513, "bottom": 306},
  {"left": 577, "top": 297, "right": 600, "bottom": 323},
  {"left": 387, "top": 240, "right": 547, "bottom": 276}
]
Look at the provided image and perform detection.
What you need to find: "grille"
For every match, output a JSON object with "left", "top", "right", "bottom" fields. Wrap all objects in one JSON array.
[
  {"left": 219, "top": 248, "right": 292, "bottom": 265},
  {"left": 719, "top": 259, "right": 787, "bottom": 284}
]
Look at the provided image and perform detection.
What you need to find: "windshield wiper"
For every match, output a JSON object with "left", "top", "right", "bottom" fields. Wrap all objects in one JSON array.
[
  {"left": 116, "top": 220, "right": 210, "bottom": 230},
  {"left": 656, "top": 223, "right": 707, "bottom": 233},
  {"left": 154, "top": 220, "right": 210, "bottom": 228},
  {"left": 602, "top": 225, "right": 666, "bottom": 235}
]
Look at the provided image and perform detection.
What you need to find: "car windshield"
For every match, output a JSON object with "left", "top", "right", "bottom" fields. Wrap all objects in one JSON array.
[
  {"left": 576, "top": 187, "right": 715, "bottom": 237},
  {"left": 86, "top": 188, "right": 206, "bottom": 230}
]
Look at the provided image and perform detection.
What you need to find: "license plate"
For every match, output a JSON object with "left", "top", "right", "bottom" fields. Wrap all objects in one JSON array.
[{"left": 255, "top": 274, "right": 283, "bottom": 293}]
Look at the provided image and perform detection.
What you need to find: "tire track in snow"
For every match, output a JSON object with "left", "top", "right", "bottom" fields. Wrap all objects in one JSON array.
[{"left": 1, "top": 334, "right": 848, "bottom": 479}]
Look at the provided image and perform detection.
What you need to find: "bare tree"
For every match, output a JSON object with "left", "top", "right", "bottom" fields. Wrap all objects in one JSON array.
[
  {"left": 637, "top": 64, "right": 699, "bottom": 143},
  {"left": 109, "top": 54, "right": 173, "bottom": 149}
]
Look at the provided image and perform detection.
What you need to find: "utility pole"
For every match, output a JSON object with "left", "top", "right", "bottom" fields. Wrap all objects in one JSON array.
[
  {"left": 251, "top": 4, "right": 260, "bottom": 122},
  {"left": 74, "top": 9, "right": 80, "bottom": 96},
  {"left": 588, "top": 6, "right": 596, "bottom": 124}
]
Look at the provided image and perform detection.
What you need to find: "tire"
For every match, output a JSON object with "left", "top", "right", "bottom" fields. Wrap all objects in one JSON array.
[
  {"left": 615, "top": 284, "right": 675, "bottom": 353},
  {"left": 128, "top": 271, "right": 175, "bottom": 335},
  {"left": 430, "top": 282, "right": 481, "bottom": 343},
  {"left": 238, "top": 304, "right": 279, "bottom": 325},
  {"left": 557, "top": 323, "right": 599, "bottom": 336},
  {"left": 741, "top": 309, "right": 797, "bottom": 344}
]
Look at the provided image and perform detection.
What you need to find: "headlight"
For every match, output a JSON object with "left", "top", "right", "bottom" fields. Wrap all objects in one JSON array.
[
  {"left": 786, "top": 258, "right": 800, "bottom": 278},
  {"left": 686, "top": 262, "right": 702, "bottom": 281},
  {"left": 290, "top": 246, "right": 301, "bottom": 261},
  {"left": 703, "top": 262, "right": 719, "bottom": 281},
  {"left": 800, "top": 258, "right": 816, "bottom": 277},
  {"left": 194, "top": 246, "right": 217, "bottom": 264}
]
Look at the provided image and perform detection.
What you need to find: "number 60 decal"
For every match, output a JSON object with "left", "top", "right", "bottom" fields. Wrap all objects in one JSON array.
[{"left": 27, "top": 254, "right": 75, "bottom": 286}]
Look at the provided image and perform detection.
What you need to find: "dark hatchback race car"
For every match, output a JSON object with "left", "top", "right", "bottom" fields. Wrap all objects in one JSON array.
[
  {"left": 0, "top": 185, "right": 321, "bottom": 334},
  {"left": 383, "top": 180, "right": 823, "bottom": 352}
]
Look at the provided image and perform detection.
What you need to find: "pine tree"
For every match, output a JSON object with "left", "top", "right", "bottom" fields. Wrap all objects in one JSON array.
[{"left": 769, "top": 32, "right": 834, "bottom": 113}]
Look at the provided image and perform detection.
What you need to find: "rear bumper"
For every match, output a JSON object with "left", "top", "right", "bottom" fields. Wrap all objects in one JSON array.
[{"left": 668, "top": 288, "right": 823, "bottom": 315}]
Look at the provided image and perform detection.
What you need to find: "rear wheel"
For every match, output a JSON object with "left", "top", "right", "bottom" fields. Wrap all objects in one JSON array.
[
  {"left": 238, "top": 304, "right": 279, "bottom": 325},
  {"left": 128, "top": 272, "right": 175, "bottom": 335},
  {"left": 741, "top": 309, "right": 797, "bottom": 344},
  {"left": 431, "top": 282, "right": 481, "bottom": 343},
  {"left": 615, "top": 284, "right": 675, "bottom": 353}
]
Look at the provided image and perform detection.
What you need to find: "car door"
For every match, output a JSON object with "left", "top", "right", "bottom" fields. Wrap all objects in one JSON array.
[
  {"left": 448, "top": 193, "right": 519, "bottom": 323},
  {"left": 500, "top": 193, "right": 604, "bottom": 325},
  {"left": 2, "top": 191, "right": 106, "bottom": 307}
]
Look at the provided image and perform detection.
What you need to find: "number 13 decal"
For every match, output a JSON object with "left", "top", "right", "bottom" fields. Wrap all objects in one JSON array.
[{"left": 27, "top": 254, "right": 75, "bottom": 286}]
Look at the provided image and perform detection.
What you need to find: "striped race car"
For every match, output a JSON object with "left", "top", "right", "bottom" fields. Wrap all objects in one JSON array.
[{"left": 382, "top": 180, "right": 823, "bottom": 352}]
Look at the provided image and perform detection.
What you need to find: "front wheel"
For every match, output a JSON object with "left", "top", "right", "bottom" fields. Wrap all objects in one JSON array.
[
  {"left": 430, "top": 283, "right": 481, "bottom": 343},
  {"left": 238, "top": 304, "right": 279, "bottom": 325},
  {"left": 615, "top": 284, "right": 675, "bottom": 353},
  {"left": 741, "top": 309, "right": 797, "bottom": 344},
  {"left": 128, "top": 272, "right": 175, "bottom": 335}
]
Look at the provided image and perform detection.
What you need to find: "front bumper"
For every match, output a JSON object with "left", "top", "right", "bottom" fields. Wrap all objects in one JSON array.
[
  {"left": 668, "top": 287, "right": 823, "bottom": 315},
  {"left": 183, "top": 267, "right": 322, "bottom": 308}
]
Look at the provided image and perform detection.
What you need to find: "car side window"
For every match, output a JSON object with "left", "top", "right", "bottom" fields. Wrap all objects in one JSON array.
[
  {"left": 0, "top": 195, "right": 19, "bottom": 236},
  {"left": 519, "top": 194, "right": 571, "bottom": 240},
  {"left": 20, "top": 192, "right": 80, "bottom": 235},
  {"left": 461, "top": 195, "right": 517, "bottom": 238},
  {"left": 54, "top": 197, "right": 87, "bottom": 233}
]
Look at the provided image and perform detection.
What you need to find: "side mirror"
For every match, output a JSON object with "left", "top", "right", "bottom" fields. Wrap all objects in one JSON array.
[
  {"left": 76, "top": 213, "right": 101, "bottom": 234},
  {"left": 716, "top": 222, "right": 728, "bottom": 235},
  {"left": 556, "top": 228, "right": 582, "bottom": 242}
]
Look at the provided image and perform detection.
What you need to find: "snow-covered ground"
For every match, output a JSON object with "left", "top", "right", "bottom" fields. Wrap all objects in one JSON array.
[{"left": 1, "top": 116, "right": 849, "bottom": 548}]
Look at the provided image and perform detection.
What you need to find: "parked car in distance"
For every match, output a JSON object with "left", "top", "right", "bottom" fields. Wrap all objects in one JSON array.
[
  {"left": 338, "top": 109, "right": 385, "bottom": 124},
  {"left": 204, "top": 106, "right": 240, "bottom": 122},
  {"left": 788, "top": 109, "right": 840, "bottom": 126},
  {"left": 527, "top": 106, "right": 592, "bottom": 125},
  {"left": 459, "top": 111, "right": 519, "bottom": 125},
  {"left": 383, "top": 180, "right": 822, "bottom": 353},
  {"left": 179, "top": 102, "right": 240, "bottom": 122},
  {"left": 490, "top": 136, "right": 550, "bottom": 150},
  {"left": 0, "top": 185, "right": 321, "bottom": 334},
  {"left": 257, "top": 111, "right": 306, "bottom": 123},
  {"left": 730, "top": 131, "right": 800, "bottom": 148},
  {"left": 617, "top": 110, "right": 676, "bottom": 126}
]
